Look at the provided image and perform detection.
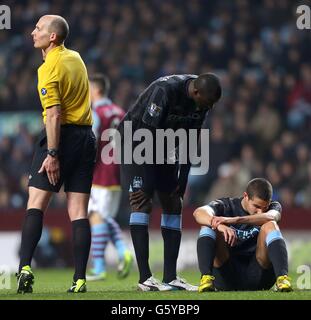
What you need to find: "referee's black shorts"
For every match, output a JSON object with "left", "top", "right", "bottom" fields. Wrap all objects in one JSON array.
[{"left": 28, "top": 125, "right": 96, "bottom": 193}]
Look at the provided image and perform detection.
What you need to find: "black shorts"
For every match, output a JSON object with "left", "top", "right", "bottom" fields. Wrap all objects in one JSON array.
[
  {"left": 119, "top": 117, "right": 179, "bottom": 195},
  {"left": 28, "top": 125, "right": 96, "bottom": 193},
  {"left": 212, "top": 254, "right": 275, "bottom": 291},
  {"left": 120, "top": 162, "right": 179, "bottom": 194}
]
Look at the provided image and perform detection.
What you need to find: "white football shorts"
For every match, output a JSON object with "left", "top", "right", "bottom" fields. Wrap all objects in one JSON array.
[{"left": 88, "top": 186, "right": 122, "bottom": 219}]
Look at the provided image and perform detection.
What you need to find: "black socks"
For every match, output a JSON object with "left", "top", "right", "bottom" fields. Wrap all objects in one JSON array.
[
  {"left": 161, "top": 227, "right": 181, "bottom": 283},
  {"left": 197, "top": 235, "right": 216, "bottom": 275},
  {"left": 19, "top": 208, "right": 43, "bottom": 272},
  {"left": 72, "top": 218, "right": 91, "bottom": 281},
  {"left": 267, "top": 239, "right": 288, "bottom": 277},
  {"left": 130, "top": 224, "right": 152, "bottom": 283}
]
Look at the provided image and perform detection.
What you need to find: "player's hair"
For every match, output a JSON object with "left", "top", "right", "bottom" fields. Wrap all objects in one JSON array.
[
  {"left": 246, "top": 178, "right": 273, "bottom": 201},
  {"left": 49, "top": 16, "right": 69, "bottom": 44},
  {"left": 89, "top": 73, "right": 111, "bottom": 96},
  {"left": 194, "top": 73, "right": 222, "bottom": 104}
]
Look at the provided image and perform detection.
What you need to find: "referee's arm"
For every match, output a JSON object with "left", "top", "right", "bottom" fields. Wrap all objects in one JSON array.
[
  {"left": 46, "top": 105, "right": 61, "bottom": 151},
  {"left": 38, "top": 105, "right": 61, "bottom": 186}
]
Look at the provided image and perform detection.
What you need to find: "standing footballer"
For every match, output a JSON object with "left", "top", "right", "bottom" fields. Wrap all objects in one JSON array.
[{"left": 119, "top": 73, "right": 222, "bottom": 291}]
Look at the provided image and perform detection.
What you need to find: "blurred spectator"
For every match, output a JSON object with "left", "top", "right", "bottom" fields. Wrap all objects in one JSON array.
[
  {"left": 205, "top": 162, "right": 238, "bottom": 201},
  {"left": 240, "top": 144, "right": 263, "bottom": 177},
  {"left": 287, "top": 64, "right": 311, "bottom": 129},
  {"left": 297, "top": 163, "right": 311, "bottom": 208},
  {"left": 251, "top": 103, "right": 281, "bottom": 143},
  {"left": 279, "top": 187, "right": 295, "bottom": 208},
  {"left": 204, "top": 160, "right": 249, "bottom": 203}
]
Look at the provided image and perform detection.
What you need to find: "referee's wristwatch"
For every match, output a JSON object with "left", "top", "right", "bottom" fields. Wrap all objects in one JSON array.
[{"left": 47, "top": 148, "right": 58, "bottom": 157}]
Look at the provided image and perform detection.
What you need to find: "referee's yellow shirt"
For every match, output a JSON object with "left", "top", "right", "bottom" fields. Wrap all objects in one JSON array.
[{"left": 37, "top": 44, "right": 92, "bottom": 125}]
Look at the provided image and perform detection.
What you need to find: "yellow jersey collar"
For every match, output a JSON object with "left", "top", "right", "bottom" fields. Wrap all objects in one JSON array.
[{"left": 45, "top": 44, "right": 65, "bottom": 62}]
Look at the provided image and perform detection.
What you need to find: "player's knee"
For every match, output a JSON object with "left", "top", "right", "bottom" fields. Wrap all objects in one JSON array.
[
  {"left": 215, "top": 229, "right": 227, "bottom": 242},
  {"left": 133, "top": 201, "right": 152, "bottom": 213},
  {"left": 260, "top": 220, "right": 279, "bottom": 234},
  {"left": 160, "top": 194, "right": 182, "bottom": 213},
  {"left": 129, "top": 191, "right": 152, "bottom": 213},
  {"left": 27, "top": 187, "right": 51, "bottom": 212}
]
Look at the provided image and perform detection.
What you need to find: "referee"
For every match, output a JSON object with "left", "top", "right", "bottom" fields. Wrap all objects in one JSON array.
[{"left": 16, "top": 15, "right": 96, "bottom": 293}]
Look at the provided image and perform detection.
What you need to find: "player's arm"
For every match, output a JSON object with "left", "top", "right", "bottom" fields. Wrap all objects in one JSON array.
[
  {"left": 212, "top": 202, "right": 282, "bottom": 227},
  {"left": 139, "top": 85, "right": 168, "bottom": 196},
  {"left": 46, "top": 105, "right": 61, "bottom": 151},
  {"left": 193, "top": 200, "right": 225, "bottom": 226},
  {"left": 229, "top": 210, "right": 280, "bottom": 226},
  {"left": 38, "top": 105, "right": 61, "bottom": 186},
  {"left": 177, "top": 128, "right": 199, "bottom": 198},
  {"left": 194, "top": 203, "right": 237, "bottom": 247},
  {"left": 193, "top": 205, "right": 215, "bottom": 226},
  {"left": 38, "top": 67, "right": 61, "bottom": 186},
  {"left": 179, "top": 117, "right": 208, "bottom": 197}
]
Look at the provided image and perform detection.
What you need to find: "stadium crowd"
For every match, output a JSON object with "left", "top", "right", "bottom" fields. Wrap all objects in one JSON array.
[{"left": 0, "top": 0, "right": 310, "bottom": 209}]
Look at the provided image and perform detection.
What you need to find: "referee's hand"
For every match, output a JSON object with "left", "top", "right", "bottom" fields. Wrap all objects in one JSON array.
[{"left": 38, "top": 156, "right": 60, "bottom": 186}]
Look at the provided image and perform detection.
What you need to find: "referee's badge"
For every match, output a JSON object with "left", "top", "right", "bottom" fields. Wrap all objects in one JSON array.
[
  {"left": 41, "top": 88, "right": 47, "bottom": 95},
  {"left": 148, "top": 103, "right": 161, "bottom": 117}
]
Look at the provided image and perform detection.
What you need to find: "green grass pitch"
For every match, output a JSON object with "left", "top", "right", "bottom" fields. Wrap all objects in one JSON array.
[{"left": 1, "top": 268, "right": 310, "bottom": 300}]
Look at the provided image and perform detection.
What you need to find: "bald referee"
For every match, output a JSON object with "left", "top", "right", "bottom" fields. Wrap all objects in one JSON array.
[{"left": 16, "top": 15, "right": 96, "bottom": 293}]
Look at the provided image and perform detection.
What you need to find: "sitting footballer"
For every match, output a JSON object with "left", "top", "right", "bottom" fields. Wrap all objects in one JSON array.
[{"left": 193, "top": 178, "right": 293, "bottom": 292}]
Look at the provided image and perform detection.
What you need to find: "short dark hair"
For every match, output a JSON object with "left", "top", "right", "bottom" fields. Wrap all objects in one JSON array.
[
  {"left": 89, "top": 73, "right": 110, "bottom": 96},
  {"left": 194, "top": 73, "right": 222, "bottom": 104},
  {"left": 49, "top": 16, "right": 69, "bottom": 44},
  {"left": 246, "top": 178, "right": 273, "bottom": 201}
]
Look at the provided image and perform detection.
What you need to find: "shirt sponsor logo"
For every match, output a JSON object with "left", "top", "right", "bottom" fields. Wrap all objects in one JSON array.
[
  {"left": 167, "top": 113, "right": 202, "bottom": 122},
  {"left": 231, "top": 226, "right": 260, "bottom": 240}
]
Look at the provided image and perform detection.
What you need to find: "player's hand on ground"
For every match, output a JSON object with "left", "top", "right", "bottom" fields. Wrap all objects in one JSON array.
[
  {"left": 217, "top": 224, "right": 237, "bottom": 247},
  {"left": 38, "top": 156, "right": 60, "bottom": 186},
  {"left": 211, "top": 216, "right": 228, "bottom": 230},
  {"left": 129, "top": 190, "right": 150, "bottom": 210}
]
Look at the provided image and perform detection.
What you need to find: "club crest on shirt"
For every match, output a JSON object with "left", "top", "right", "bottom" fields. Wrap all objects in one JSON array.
[
  {"left": 132, "top": 176, "right": 143, "bottom": 189},
  {"left": 148, "top": 103, "right": 162, "bottom": 117},
  {"left": 41, "top": 88, "right": 47, "bottom": 95}
]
